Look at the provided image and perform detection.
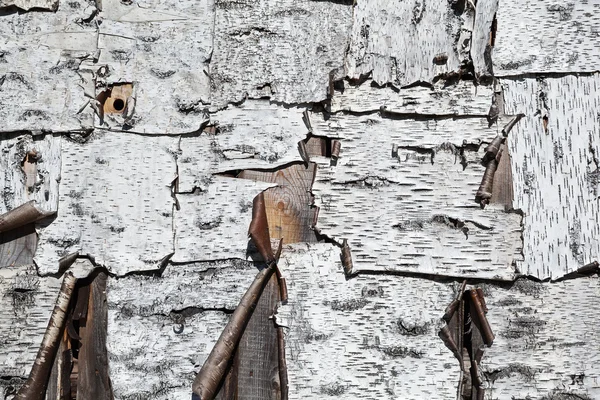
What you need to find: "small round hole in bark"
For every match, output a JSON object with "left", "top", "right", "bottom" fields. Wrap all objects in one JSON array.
[{"left": 113, "top": 98, "right": 125, "bottom": 111}]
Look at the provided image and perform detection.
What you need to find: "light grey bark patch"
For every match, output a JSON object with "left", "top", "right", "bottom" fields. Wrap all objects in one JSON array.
[
  {"left": 35, "top": 132, "right": 178, "bottom": 276},
  {"left": 210, "top": 0, "right": 352, "bottom": 106},
  {"left": 493, "top": 0, "right": 600, "bottom": 75},
  {"left": 483, "top": 277, "right": 600, "bottom": 399},
  {"left": 503, "top": 75, "right": 600, "bottom": 279},
  {"left": 108, "top": 311, "right": 229, "bottom": 400},
  {"left": 471, "top": 0, "right": 498, "bottom": 80},
  {"left": 277, "top": 243, "right": 459, "bottom": 399},
  {"left": 345, "top": 0, "right": 470, "bottom": 87},
  {"left": 172, "top": 177, "right": 275, "bottom": 263},
  {"left": 330, "top": 79, "right": 494, "bottom": 116},
  {"left": 106, "top": 261, "right": 258, "bottom": 399},
  {"left": 0, "top": 265, "right": 63, "bottom": 378},
  {"left": 310, "top": 114, "right": 522, "bottom": 280},
  {"left": 0, "top": 133, "right": 61, "bottom": 215},
  {"left": 0, "top": 0, "right": 97, "bottom": 133},
  {"left": 177, "top": 101, "right": 308, "bottom": 193},
  {"left": 96, "top": 0, "right": 214, "bottom": 134}
]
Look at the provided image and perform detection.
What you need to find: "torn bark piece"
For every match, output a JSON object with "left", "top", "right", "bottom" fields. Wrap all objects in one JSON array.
[
  {"left": 468, "top": 289, "right": 494, "bottom": 346},
  {"left": 501, "top": 113, "right": 524, "bottom": 137},
  {"left": 340, "top": 239, "right": 354, "bottom": 277},
  {"left": 0, "top": 201, "right": 55, "bottom": 234},
  {"left": 15, "top": 272, "right": 77, "bottom": 400}
]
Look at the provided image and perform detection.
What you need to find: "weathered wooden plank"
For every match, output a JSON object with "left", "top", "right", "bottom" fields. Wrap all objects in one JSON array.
[
  {"left": 77, "top": 271, "right": 112, "bottom": 400},
  {"left": 236, "top": 275, "right": 280, "bottom": 400},
  {"left": 210, "top": 0, "right": 352, "bottom": 106},
  {"left": 503, "top": 75, "right": 600, "bottom": 279},
  {"left": 172, "top": 177, "right": 274, "bottom": 263},
  {"left": 310, "top": 114, "right": 522, "bottom": 280},
  {"left": 0, "top": 265, "right": 62, "bottom": 378},
  {"left": 177, "top": 101, "right": 308, "bottom": 193},
  {"left": 95, "top": 0, "right": 213, "bottom": 134},
  {"left": 35, "top": 132, "right": 177, "bottom": 276},
  {"left": 106, "top": 260, "right": 259, "bottom": 400},
  {"left": 345, "top": 0, "right": 472, "bottom": 87},
  {"left": 0, "top": 224, "right": 37, "bottom": 268},
  {"left": 0, "top": 0, "right": 96, "bottom": 133},
  {"left": 482, "top": 278, "right": 600, "bottom": 399},
  {"left": 278, "top": 243, "right": 459, "bottom": 400},
  {"left": 239, "top": 163, "right": 317, "bottom": 244},
  {"left": 330, "top": 80, "right": 494, "bottom": 116},
  {"left": 493, "top": 0, "right": 600, "bottom": 75}
]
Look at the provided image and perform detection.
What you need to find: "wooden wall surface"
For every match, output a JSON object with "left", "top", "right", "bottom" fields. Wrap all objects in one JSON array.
[{"left": 1, "top": 0, "right": 599, "bottom": 399}]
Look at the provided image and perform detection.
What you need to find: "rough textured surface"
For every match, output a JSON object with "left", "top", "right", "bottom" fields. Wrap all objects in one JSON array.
[
  {"left": 279, "top": 244, "right": 459, "bottom": 399},
  {"left": 211, "top": 0, "right": 352, "bottom": 106},
  {"left": 483, "top": 278, "right": 600, "bottom": 399},
  {"left": 494, "top": 0, "right": 600, "bottom": 75},
  {"left": 0, "top": 0, "right": 96, "bottom": 133},
  {"left": 346, "top": 0, "right": 471, "bottom": 86},
  {"left": 331, "top": 80, "right": 494, "bottom": 115},
  {"left": 311, "top": 113, "right": 522, "bottom": 279},
  {"left": 503, "top": 75, "right": 600, "bottom": 279},
  {"left": 177, "top": 101, "right": 307, "bottom": 193},
  {"left": 96, "top": 0, "right": 213, "bottom": 134},
  {"left": 0, "top": 265, "right": 62, "bottom": 377},
  {"left": 35, "top": 132, "right": 178, "bottom": 276},
  {"left": 1, "top": 0, "right": 600, "bottom": 398},
  {"left": 0, "top": 133, "right": 61, "bottom": 214},
  {"left": 172, "top": 177, "right": 274, "bottom": 263}
]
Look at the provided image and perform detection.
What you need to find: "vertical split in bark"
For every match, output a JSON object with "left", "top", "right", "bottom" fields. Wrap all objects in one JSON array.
[{"left": 439, "top": 283, "right": 494, "bottom": 399}]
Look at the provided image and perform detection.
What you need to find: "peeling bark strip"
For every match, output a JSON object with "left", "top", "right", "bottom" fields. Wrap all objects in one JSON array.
[
  {"left": 476, "top": 114, "right": 523, "bottom": 208},
  {"left": 0, "top": 201, "right": 55, "bottom": 233},
  {"left": 439, "top": 285, "right": 493, "bottom": 400},
  {"left": 16, "top": 272, "right": 77, "bottom": 400}
]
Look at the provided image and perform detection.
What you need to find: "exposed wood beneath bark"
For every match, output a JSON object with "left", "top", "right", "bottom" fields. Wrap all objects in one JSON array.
[{"left": 77, "top": 271, "right": 112, "bottom": 400}]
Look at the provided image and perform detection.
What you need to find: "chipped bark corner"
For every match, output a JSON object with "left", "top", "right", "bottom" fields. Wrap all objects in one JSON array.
[{"left": 1, "top": 0, "right": 600, "bottom": 399}]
